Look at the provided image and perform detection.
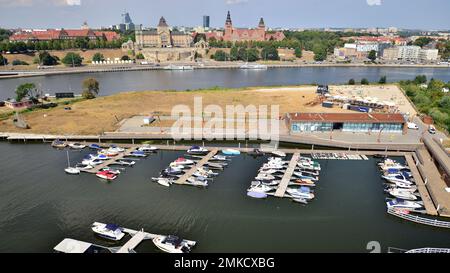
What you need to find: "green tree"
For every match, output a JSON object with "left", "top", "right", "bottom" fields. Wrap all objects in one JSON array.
[
  {"left": 214, "top": 50, "right": 228, "bottom": 61},
  {"left": 413, "top": 37, "right": 433, "bottom": 47},
  {"left": 15, "top": 83, "right": 41, "bottom": 102},
  {"left": 121, "top": 55, "right": 131, "bottom": 61},
  {"left": 246, "top": 48, "right": 260, "bottom": 62},
  {"left": 414, "top": 75, "right": 427, "bottom": 84},
  {"left": 439, "top": 96, "right": 450, "bottom": 109},
  {"left": 261, "top": 45, "right": 279, "bottom": 60},
  {"left": 361, "top": 78, "right": 369, "bottom": 85},
  {"left": 62, "top": 52, "right": 83, "bottom": 67},
  {"left": 38, "top": 51, "right": 58, "bottom": 66},
  {"left": 368, "top": 50, "right": 377, "bottom": 62},
  {"left": 0, "top": 53, "right": 7, "bottom": 66},
  {"left": 312, "top": 44, "right": 327, "bottom": 61},
  {"left": 348, "top": 79, "right": 356, "bottom": 85},
  {"left": 294, "top": 47, "right": 302, "bottom": 58},
  {"left": 428, "top": 78, "right": 445, "bottom": 91},
  {"left": 229, "top": 46, "right": 239, "bottom": 61},
  {"left": 378, "top": 76, "right": 387, "bottom": 84},
  {"left": 82, "top": 78, "right": 100, "bottom": 99},
  {"left": 92, "top": 52, "right": 105, "bottom": 62}
]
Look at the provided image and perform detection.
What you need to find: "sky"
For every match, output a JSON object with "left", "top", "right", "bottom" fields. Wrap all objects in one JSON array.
[{"left": 0, "top": 0, "right": 449, "bottom": 30}]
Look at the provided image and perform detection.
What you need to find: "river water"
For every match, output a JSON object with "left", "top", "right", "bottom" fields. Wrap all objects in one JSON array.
[
  {"left": 0, "top": 142, "right": 449, "bottom": 253},
  {"left": 1, "top": 67, "right": 450, "bottom": 99}
]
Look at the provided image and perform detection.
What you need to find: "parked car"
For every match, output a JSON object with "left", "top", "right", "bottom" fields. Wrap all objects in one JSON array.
[
  {"left": 407, "top": 122, "right": 419, "bottom": 130},
  {"left": 428, "top": 125, "right": 436, "bottom": 134}
]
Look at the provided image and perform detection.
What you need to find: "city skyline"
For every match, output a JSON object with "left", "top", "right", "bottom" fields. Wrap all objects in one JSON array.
[{"left": 0, "top": 0, "right": 449, "bottom": 31}]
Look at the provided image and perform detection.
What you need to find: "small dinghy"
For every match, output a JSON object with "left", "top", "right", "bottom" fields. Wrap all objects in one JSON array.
[
  {"left": 222, "top": 149, "right": 241, "bottom": 156},
  {"left": 68, "top": 143, "right": 86, "bottom": 150},
  {"left": 91, "top": 223, "right": 125, "bottom": 241},
  {"left": 52, "top": 139, "right": 67, "bottom": 149},
  {"left": 247, "top": 191, "right": 268, "bottom": 199},
  {"left": 152, "top": 235, "right": 196, "bottom": 254}
]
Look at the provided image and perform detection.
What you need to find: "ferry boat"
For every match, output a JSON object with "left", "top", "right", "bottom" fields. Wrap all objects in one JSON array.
[
  {"left": 91, "top": 223, "right": 125, "bottom": 241},
  {"left": 152, "top": 235, "right": 196, "bottom": 253}
]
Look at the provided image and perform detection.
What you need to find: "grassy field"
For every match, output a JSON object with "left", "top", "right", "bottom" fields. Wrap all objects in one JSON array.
[{"left": 0, "top": 86, "right": 344, "bottom": 135}]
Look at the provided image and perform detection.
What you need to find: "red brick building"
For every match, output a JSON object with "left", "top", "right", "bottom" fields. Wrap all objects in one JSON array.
[
  {"left": 10, "top": 29, "right": 120, "bottom": 42},
  {"left": 206, "top": 11, "right": 285, "bottom": 42}
]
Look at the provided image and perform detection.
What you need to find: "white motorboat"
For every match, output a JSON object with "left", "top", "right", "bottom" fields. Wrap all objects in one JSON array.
[
  {"left": 64, "top": 151, "right": 80, "bottom": 175},
  {"left": 137, "top": 145, "right": 159, "bottom": 152},
  {"left": 187, "top": 146, "right": 209, "bottom": 155},
  {"left": 186, "top": 177, "right": 208, "bottom": 187},
  {"left": 115, "top": 159, "right": 135, "bottom": 166},
  {"left": 91, "top": 223, "right": 125, "bottom": 241},
  {"left": 388, "top": 189, "right": 418, "bottom": 201},
  {"left": 75, "top": 163, "right": 93, "bottom": 171},
  {"left": 82, "top": 159, "right": 104, "bottom": 166},
  {"left": 152, "top": 235, "right": 196, "bottom": 253},
  {"left": 248, "top": 183, "right": 276, "bottom": 193},
  {"left": 293, "top": 172, "right": 319, "bottom": 182},
  {"left": 100, "top": 168, "right": 121, "bottom": 175},
  {"left": 262, "top": 180, "right": 280, "bottom": 186},
  {"left": 152, "top": 177, "right": 173, "bottom": 187},
  {"left": 386, "top": 199, "right": 423, "bottom": 210},
  {"left": 390, "top": 181, "right": 417, "bottom": 189},
  {"left": 172, "top": 158, "right": 195, "bottom": 166},
  {"left": 211, "top": 155, "right": 228, "bottom": 161},
  {"left": 68, "top": 143, "right": 86, "bottom": 150},
  {"left": 109, "top": 145, "right": 125, "bottom": 153},
  {"left": 297, "top": 161, "right": 321, "bottom": 171},
  {"left": 255, "top": 174, "right": 276, "bottom": 181},
  {"left": 286, "top": 188, "right": 315, "bottom": 200},
  {"left": 382, "top": 174, "right": 413, "bottom": 184},
  {"left": 271, "top": 151, "right": 287, "bottom": 157},
  {"left": 378, "top": 159, "right": 409, "bottom": 171}
]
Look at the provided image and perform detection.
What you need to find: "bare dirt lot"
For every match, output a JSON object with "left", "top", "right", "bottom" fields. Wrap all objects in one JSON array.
[{"left": 0, "top": 85, "right": 410, "bottom": 135}]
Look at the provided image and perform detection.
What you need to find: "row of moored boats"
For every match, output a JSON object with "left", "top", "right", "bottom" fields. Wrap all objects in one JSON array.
[
  {"left": 378, "top": 158, "right": 425, "bottom": 213},
  {"left": 247, "top": 155, "right": 321, "bottom": 205}
]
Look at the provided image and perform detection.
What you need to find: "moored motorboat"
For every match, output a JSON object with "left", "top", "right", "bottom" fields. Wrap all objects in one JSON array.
[
  {"left": 388, "top": 189, "right": 418, "bottom": 201},
  {"left": 68, "top": 143, "right": 86, "bottom": 150},
  {"left": 96, "top": 171, "right": 118, "bottom": 180},
  {"left": 271, "top": 151, "right": 287, "bottom": 157},
  {"left": 89, "top": 144, "right": 102, "bottom": 150},
  {"left": 172, "top": 157, "right": 195, "bottom": 166},
  {"left": 247, "top": 191, "right": 268, "bottom": 199},
  {"left": 152, "top": 235, "right": 196, "bottom": 253},
  {"left": 137, "top": 145, "right": 159, "bottom": 153},
  {"left": 65, "top": 167, "right": 81, "bottom": 175},
  {"left": 52, "top": 139, "right": 67, "bottom": 149},
  {"left": 152, "top": 177, "right": 173, "bottom": 187},
  {"left": 187, "top": 146, "right": 209, "bottom": 155},
  {"left": 91, "top": 223, "right": 125, "bottom": 241},
  {"left": 386, "top": 199, "right": 423, "bottom": 210},
  {"left": 222, "top": 149, "right": 241, "bottom": 156}
]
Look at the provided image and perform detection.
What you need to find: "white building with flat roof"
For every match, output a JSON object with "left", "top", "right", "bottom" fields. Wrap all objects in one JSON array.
[
  {"left": 419, "top": 49, "right": 439, "bottom": 61},
  {"left": 398, "top": 46, "right": 420, "bottom": 60}
]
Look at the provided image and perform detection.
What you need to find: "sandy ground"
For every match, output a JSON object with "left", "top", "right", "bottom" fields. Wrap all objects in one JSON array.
[{"left": 0, "top": 85, "right": 412, "bottom": 135}]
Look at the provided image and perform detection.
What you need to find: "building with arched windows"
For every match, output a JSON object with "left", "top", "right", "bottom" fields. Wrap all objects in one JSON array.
[{"left": 135, "top": 17, "right": 194, "bottom": 49}]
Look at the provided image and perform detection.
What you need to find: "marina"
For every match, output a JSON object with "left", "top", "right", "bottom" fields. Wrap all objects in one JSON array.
[{"left": 0, "top": 141, "right": 449, "bottom": 252}]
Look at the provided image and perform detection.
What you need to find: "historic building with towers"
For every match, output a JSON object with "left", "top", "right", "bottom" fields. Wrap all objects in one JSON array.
[
  {"left": 206, "top": 11, "right": 285, "bottom": 42},
  {"left": 135, "top": 17, "right": 194, "bottom": 48}
]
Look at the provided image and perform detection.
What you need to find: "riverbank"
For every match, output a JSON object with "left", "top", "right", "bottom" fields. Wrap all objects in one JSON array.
[{"left": 1, "top": 61, "right": 450, "bottom": 80}]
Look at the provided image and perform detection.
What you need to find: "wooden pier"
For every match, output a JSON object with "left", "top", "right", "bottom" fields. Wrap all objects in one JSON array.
[
  {"left": 275, "top": 153, "right": 300, "bottom": 198},
  {"left": 82, "top": 147, "right": 138, "bottom": 174},
  {"left": 404, "top": 155, "right": 438, "bottom": 216},
  {"left": 174, "top": 149, "right": 218, "bottom": 185},
  {"left": 116, "top": 231, "right": 148, "bottom": 253}
]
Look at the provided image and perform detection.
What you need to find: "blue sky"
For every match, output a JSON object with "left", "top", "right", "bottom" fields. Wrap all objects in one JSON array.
[{"left": 0, "top": 0, "right": 449, "bottom": 30}]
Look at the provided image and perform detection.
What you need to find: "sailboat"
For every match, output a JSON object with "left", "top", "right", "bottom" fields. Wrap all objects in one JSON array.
[{"left": 65, "top": 150, "right": 80, "bottom": 175}]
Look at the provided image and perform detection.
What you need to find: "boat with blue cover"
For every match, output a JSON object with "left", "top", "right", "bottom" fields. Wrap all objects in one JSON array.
[{"left": 91, "top": 223, "right": 125, "bottom": 241}]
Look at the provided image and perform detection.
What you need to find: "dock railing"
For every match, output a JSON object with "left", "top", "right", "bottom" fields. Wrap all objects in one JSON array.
[{"left": 387, "top": 208, "right": 450, "bottom": 229}]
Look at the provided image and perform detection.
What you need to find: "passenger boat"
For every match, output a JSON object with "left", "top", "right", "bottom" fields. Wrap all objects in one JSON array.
[
  {"left": 172, "top": 158, "right": 195, "bottom": 166},
  {"left": 52, "top": 139, "right": 67, "bottom": 149},
  {"left": 96, "top": 171, "right": 118, "bottom": 180},
  {"left": 386, "top": 199, "right": 424, "bottom": 210},
  {"left": 68, "top": 143, "right": 86, "bottom": 150},
  {"left": 222, "top": 149, "right": 241, "bottom": 156},
  {"left": 247, "top": 191, "right": 268, "bottom": 199},
  {"left": 152, "top": 235, "right": 196, "bottom": 253},
  {"left": 187, "top": 146, "right": 209, "bottom": 155},
  {"left": 91, "top": 223, "right": 125, "bottom": 241},
  {"left": 388, "top": 189, "right": 418, "bottom": 201}
]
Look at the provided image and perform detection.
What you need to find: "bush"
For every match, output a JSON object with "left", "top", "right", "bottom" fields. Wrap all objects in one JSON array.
[
  {"left": 294, "top": 47, "right": 302, "bottom": 58},
  {"left": 261, "top": 46, "right": 279, "bottom": 61},
  {"left": 136, "top": 53, "right": 145, "bottom": 60},
  {"left": 82, "top": 78, "right": 100, "bottom": 99},
  {"left": 92, "top": 52, "right": 105, "bottom": 63},
  {"left": 213, "top": 50, "right": 228, "bottom": 61},
  {"left": 62, "top": 52, "right": 83, "bottom": 67},
  {"left": 414, "top": 75, "right": 427, "bottom": 84},
  {"left": 348, "top": 79, "right": 355, "bottom": 85},
  {"left": 361, "top": 78, "right": 369, "bottom": 85},
  {"left": 38, "top": 51, "right": 58, "bottom": 66},
  {"left": 12, "top": 59, "right": 29, "bottom": 66},
  {"left": 439, "top": 96, "right": 450, "bottom": 109},
  {"left": 121, "top": 55, "right": 131, "bottom": 61},
  {"left": 429, "top": 108, "right": 448, "bottom": 125},
  {"left": 378, "top": 76, "right": 387, "bottom": 84}
]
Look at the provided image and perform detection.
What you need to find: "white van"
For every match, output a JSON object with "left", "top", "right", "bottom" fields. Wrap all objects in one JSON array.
[{"left": 428, "top": 125, "right": 436, "bottom": 134}]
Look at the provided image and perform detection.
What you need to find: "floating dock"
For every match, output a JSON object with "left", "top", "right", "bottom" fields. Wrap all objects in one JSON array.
[
  {"left": 82, "top": 147, "right": 138, "bottom": 174},
  {"left": 174, "top": 149, "right": 219, "bottom": 185},
  {"left": 275, "top": 153, "right": 300, "bottom": 198}
]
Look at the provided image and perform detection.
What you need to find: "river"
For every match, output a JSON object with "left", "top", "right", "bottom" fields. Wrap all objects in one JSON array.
[
  {"left": 1, "top": 67, "right": 450, "bottom": 99},
  {"left": 0, "top": 142, "right": 449, "bottom": 253}
]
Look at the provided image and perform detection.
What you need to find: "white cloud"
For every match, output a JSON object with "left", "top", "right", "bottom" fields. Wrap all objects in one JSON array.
[
  {"left": 225, "top": 0, "right": 249, "bottom": 4},
  {"left": 366, "top": 0, "right": 382, "bottom": 6},
  {"left": 0, "top": 0, "right": 81, "bottom": 7}
]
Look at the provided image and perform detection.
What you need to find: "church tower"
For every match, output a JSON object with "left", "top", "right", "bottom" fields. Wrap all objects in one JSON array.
[
  {"left": 224, "top": 11, "right": 233, "bottom": 39},
  {"left": 257, "top": 18, "right": 266, "bottom": 41},
  {"left": 157, "top": 16, "right": 172, "bottom": 48}
]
